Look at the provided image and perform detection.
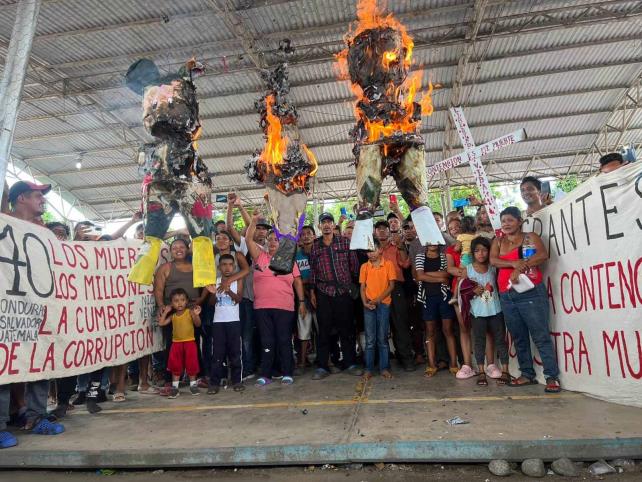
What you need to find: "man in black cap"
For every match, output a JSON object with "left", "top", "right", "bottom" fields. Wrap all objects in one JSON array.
[
  {"left": 1, "top": 181, "right": 65, "bottom": 449},
  {"left": 7, "top": 181, "right": 51, "bottom": 225},
  {"left": 599, "top": 152, "right": 627, "bottom": 174},
  {"left": 309, "top": 212, "right": 363, "bottom": 379}
]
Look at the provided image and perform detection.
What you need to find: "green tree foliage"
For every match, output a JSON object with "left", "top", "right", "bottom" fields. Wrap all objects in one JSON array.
[
  {"left": 41, "top": 211, "right": 57, "bottom": 224},
  {"left": 556, "top": 176, "right": 580, "bottom": 193}
]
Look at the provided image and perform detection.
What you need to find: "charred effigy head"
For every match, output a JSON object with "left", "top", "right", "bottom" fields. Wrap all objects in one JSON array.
[
  {"left": 348, "top": 26, "right": 409, "bottom": 99},
  {"left": 126, "top": 58, "right": 204, "bottom": 140}
]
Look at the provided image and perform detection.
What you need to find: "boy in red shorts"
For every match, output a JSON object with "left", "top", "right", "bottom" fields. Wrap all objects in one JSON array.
[{"left": 159, "top": 288, "right": 202, "bottom": 398}]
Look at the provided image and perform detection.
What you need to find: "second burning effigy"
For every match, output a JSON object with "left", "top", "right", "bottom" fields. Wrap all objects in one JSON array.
[
  {"left": 337, "top": 0, "right": 444, "bottom": 249},
  {"left": 245, "top": 41, "right": 318, "bottom": 273}
]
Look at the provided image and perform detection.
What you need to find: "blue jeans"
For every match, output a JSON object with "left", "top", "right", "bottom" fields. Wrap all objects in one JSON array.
[
  {"left": 240, "top": 298, "right": 256, "bottom": 374},
  {"left": 363, "top": 303, "right": 391, "bottom": 373},
  {"left": 499, "top": 283, "right": 559, "bottom": 380}
]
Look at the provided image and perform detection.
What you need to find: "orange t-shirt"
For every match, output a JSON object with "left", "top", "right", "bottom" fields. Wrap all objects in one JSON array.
[{"left": 359, "top": 259, "right": 396, "bottom": 305}]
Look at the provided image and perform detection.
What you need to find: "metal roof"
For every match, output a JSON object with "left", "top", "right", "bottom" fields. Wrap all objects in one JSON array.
[{"left": 2, "top": 0, "right": 641, "bottom": 221}]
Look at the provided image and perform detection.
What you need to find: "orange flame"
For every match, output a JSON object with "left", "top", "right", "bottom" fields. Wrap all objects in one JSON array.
[
  {"left": 261, "top": 94, "right": 288, "bottom": 170},
  {"left": 258, "top": 94, "right": 316, "bottom": 193},
  {"left": 336, "top": 0, "right": 434, "bottom": 145}
]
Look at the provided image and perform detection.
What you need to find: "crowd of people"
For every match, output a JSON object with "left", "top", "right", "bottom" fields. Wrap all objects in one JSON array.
[{"left": 0, "top": 151, "right": 630, "bottom": 449}]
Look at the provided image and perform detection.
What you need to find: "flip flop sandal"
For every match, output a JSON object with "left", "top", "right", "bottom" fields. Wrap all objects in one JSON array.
[
  {"left": 507, "top": 376, "right": 538, "bottom": 387},
  {"left": 424, "top": 366, "right": 437, "bottom": 378},
  {"left": 476, "top": 374, "right": 488, "bottom": 386},
  {"left": 545, "top": 378, "right": 561, "bottom": 393},
  {"left": 496, "top": 372, "right": 512, "bottom": 386},
  {"left": 448, "top": 367, "right": 459, "bottom": 376},
  {"left": 113, "top": 393, "right": 126, "bottom": 402}
]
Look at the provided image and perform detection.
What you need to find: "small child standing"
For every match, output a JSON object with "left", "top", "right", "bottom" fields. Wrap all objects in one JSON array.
[
  {"left": 208, "top": 254, "right": 245, "bottom": 393},
  {"left": 359, "top": 240, "right": 396, "bottom": 379},
  {"left": 467, "top": 237, "right": 510, "bottom": 386},
  {"left": 454, "top": 215, "right": 477, "bottom": 266},
  {"left": 158, "top": 288, "right": 202, "bottom": 398}
]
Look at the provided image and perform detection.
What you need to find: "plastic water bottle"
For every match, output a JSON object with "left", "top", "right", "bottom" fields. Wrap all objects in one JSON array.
[{"left": 522, "top": 238, "right": 537, "bottom": 279}]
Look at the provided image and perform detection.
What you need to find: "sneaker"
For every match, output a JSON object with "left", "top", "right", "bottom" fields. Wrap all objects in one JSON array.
[
  {"left": 346, "top": 365, "right": 364, "bottom": 377},
  {"left": 71, "top": 391, "right": 86, "bottom": 406},
  {"left": 86, "top": 399, "right": 102, "bottom": 414},
  {"left": 456, "top": 364, "right": 476, "bottom": 379},
  {"left": 96, "top": 390, "right": 108, "bottom": 403},
  {"left": 189, "top": 385, "right": 200, "bottom": 396},
  {"left": 0, "top": 431, "right": 17, "bottom": 449},
  {"left": 197, "top": 378, "right": 209, "bottom": 389},
  {"left": 49, "top": 404, "right": 68, "bottom": 420},
  {"left": 31, "top": 418, "right": 65, "bottom": 435},
  {"left": 168, "top": 387, "right": 180, "bottom": 399},
  {"left": 207, "top": 384, "right": 220, "bottom": 395},
  {"left": 312, "top": 368, "right": 330, "bottom": 380},
  {"left": 255, "top": 377, "right": 272, "bottom": 387},
  {"left": 242, "top": 373, "right": 255, "bottom": 381},
  {"left": 281, "top": 376, "right": 294, "bottom": 385},
  {"left": 485, "top": 364, "right": 502, "bottom": 379}
]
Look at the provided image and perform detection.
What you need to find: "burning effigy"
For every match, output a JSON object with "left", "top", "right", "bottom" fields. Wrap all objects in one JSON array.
[
  {"left": 125, "top": 58, "right": 215, "bottom": 287},
  {"left": 337, "top": 0, "right": 445, "bottom": 249},
  {"left": 245, "top": 41, "right": 318, "bottom": 273}
]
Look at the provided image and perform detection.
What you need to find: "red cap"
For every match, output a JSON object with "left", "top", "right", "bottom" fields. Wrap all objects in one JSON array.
[{"left": 8, "top": 181, "right": 52, "bottom": 204}]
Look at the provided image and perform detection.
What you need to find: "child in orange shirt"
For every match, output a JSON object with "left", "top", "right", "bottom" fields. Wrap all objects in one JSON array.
[
  {"left": 159, "top": 288, "right": 202, "bottom": 399},
  {"left": 359, "top": 240, "right": 396, "bottom": 379}
]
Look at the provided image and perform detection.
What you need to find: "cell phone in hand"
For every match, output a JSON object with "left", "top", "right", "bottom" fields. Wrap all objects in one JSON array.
[
  {"left": 215, "top": 194, "right": 228, "bottom": 203},
  {"left": 540, "top": 181, "right": 551, "bottom": 197},
  {"left": 389, "top": 194, "right": 397, "bottom": 204}
]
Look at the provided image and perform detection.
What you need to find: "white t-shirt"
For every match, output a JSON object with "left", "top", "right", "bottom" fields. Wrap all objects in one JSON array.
[{"left": 213, "top": 279, "right": 240, "bottom": 323}]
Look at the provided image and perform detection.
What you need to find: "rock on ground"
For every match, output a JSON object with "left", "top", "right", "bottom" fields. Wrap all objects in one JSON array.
[
  {"left": 589, "top": 459, "right": 617, "bottom": 475},
  {"left": 521, "top": 458, "right": 546, "bottom": 478},
  {"left": 610, "top": 459, "right": 636, "bottom": 472},
  {"left": 551, "top": 458, "right": 579, "bottom": 477},
  {"left": 488, "top": 459, "right": 512, "bottom": 477}
]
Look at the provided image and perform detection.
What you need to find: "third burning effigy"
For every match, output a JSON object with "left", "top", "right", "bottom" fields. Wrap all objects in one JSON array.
[{"left": 337, "top": 0, "right": 444, "bottom": 249}]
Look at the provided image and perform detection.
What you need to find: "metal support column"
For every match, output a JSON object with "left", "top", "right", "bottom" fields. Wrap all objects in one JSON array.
[{"left": 0, "top": 0, "right": 41, "bottom": 200}]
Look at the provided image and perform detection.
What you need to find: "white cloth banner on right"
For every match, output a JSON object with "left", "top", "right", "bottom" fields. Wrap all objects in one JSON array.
[{"left": 519, "top": 162, "right": 642, "bottom": 407}]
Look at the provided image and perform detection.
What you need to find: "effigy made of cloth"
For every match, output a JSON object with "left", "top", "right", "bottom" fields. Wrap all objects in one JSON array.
[
  {"left": 337, "top": 0, "right": 444, "bottom": 249},
  {"left": 245, "top": 41, "right": 318, "bottom": 273},
  {"left": 125, "top": 58, "right": 215, "bottom": 286}
]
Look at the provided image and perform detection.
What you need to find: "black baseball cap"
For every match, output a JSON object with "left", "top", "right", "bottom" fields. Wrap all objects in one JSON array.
[
  {"left": 319, "top": 212, "right": 334, "bottom": 223},
  {"left": 374, "top": 220, "right": 390, "bottom": 229},
  {"left": 8, "top": 181, "right": 51, "bottom": 205},
  {"left": 256, "top": 217, "right": 271, "bottom": 229},
  {"left": 386, "top": 212, "right": 398, "bottom": 221}
]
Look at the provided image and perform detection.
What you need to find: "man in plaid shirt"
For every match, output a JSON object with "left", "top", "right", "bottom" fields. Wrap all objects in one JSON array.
[{"left": 309, "top": 212, "right": 363, "bottom": 379}]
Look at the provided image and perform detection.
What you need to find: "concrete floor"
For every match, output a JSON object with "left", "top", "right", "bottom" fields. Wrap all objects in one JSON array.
[{"left": 2, "top": 368, "right": 641, "bottom": 468}]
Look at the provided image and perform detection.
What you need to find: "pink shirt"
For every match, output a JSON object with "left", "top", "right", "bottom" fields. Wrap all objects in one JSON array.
[{"left": 253, "top": 251, "right": 300, "bottom": 311}]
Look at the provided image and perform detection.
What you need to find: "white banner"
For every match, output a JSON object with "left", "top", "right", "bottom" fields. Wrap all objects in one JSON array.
[
  {"left": 519, "top": 162, "right": 642, "bottom": 407},
  {"left": 427, "top": 128, "right": 526, "bottom": 178},
  {"left": 0, "top": 215, "right": 167, "bottom": 384}
]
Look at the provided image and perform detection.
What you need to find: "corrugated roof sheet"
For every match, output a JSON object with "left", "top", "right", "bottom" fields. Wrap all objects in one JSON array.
[{"left": 2, "top": 0, "right": 640, "bottom": 220}]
